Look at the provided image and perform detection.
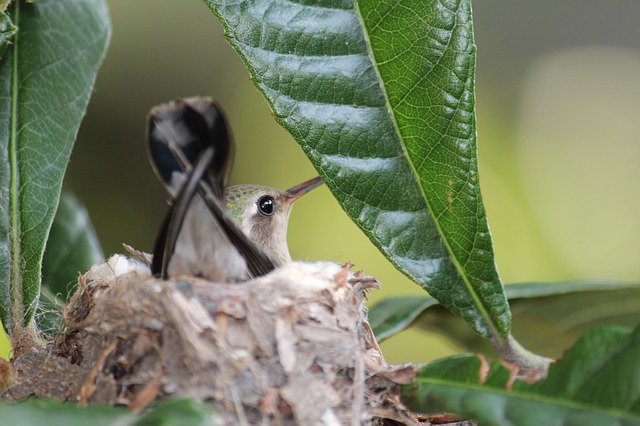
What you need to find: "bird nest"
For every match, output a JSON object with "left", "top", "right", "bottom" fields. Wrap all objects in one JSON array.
[{"left": 3, "top": 255, "right": 419, "bottom": 425}]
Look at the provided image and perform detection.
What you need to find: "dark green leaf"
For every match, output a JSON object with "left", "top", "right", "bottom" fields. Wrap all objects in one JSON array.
[
  {"left": 42, "top": 192, "right": 103, "bottom": 301},
  {"left": 203, "top": 0, "right": 509, "bottom": 340},
  {"left": 0, "top": 12, "right": 15, "bottom": 59},
  {"left": 0, "top": 0, "right": 110, "bottom": 334},
  {"left": 371, "top": 281, "right": 640, "bottom": 358},
  {"left": 403, "top": 324, "right": 640, "bottom": 425},
  {"left": 0, "top": 400, "right": 123, "bottom": 425},
  {"left": 0, "top": 398, "right": 214, "bottom": 425},
  {"left": 368, "top": 296, "right": 438, "bottom": 342}
]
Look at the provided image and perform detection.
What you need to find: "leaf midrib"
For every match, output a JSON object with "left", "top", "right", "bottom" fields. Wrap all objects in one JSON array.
[
  {"left": 353, "top": 1, "right": 498, "bottom": 339},
  {"left": 9, "top": 2, "right": 21, "bottom": 331}
]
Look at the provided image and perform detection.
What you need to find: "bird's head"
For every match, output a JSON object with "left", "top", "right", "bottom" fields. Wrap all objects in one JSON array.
[{"left": 225, "top": 176, "right": 323, "bottom": 265}]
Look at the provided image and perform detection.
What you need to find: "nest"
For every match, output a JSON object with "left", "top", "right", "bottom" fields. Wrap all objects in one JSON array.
[{"left": 3, "top": 255, "right": 419, "bottom": 424}]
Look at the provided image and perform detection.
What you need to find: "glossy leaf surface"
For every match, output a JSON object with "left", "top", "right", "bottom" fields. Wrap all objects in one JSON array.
[
  {"left": 402, "top": 324, "right": 640, "bottom": 426},
  {"left": 0, "top": 0, "right": 110, "bottom": 333},
  {"left": 202, "top": 0, "right": 509, "bottom": 339},
  {"left": 371, "top": 281, "right": 640, "bottom": 358}
]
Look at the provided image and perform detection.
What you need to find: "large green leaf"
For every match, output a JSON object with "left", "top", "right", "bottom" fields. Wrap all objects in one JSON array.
[
  {"left": 371, "top": 281, "right": 640, "bottom": 358},
  {"left": 202, "top": 0, "right": 509, "bottom": 340},
  {"left": 0, "top": 0, "right": 110, "bottom": 335},
  {"left": 42, "top": 192, "right": 103, "bottom": 301},
  {"left": 403, "top": 324, "right": 640, "bottom": 425},
  {"left": 0, "top": 398, "right": 214, "bottom": 425}
]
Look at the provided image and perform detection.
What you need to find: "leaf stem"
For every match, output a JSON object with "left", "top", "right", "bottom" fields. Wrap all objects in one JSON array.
[{"left": 491, "top": 333, "right": 551, "bottom": 382}]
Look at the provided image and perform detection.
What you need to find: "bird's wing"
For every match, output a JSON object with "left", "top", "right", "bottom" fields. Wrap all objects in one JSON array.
[
  {"left": 147, "top": 98, "right": 275, "bottom": 280},
  {"left": 151, "top": 147, "right": 215, "bottom": 278}
]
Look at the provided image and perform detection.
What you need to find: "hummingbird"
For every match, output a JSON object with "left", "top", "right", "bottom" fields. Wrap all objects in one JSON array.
[
  {"left": 224, "top": 177, "right": 323, "bottom": 266},
  {"left": 146, "top": 97, "right": 322, "bottom": 282}
]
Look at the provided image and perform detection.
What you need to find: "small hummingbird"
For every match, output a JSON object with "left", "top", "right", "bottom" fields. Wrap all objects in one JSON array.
[
  {"left": 146, "top": 97, "right": 322, "bottom": 282},
  {"left": 224, "top": 177, "right": 323, "bottom": 266}
]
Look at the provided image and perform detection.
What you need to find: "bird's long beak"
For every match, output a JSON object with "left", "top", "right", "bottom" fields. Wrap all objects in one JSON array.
[{"left": 285, "top": 176, "right": 323, "bottom": 203}]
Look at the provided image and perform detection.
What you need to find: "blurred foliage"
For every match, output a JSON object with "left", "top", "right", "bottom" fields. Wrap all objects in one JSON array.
[
  {"left": 371, "top": 282, "right": 640, "bottom": 359},
  {"left": 42, "top": 192, "right": 104, "bottom": 303},
  {"left": 0, "top": 398, "right": 213, "bottom": 425},
  {"left": 1, "top": 0, "right": 638, "bottom": 360}
]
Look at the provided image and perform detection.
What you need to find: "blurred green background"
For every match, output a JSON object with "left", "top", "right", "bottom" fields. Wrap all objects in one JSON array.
[{"left": 3, "top": 0, "right": 639, "bottom": 361}]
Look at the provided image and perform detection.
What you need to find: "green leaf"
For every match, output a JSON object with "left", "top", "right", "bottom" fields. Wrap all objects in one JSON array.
[
  {"left": 0, "top": 13, "right": 15, "bottom": 59},
  {"left": 42, "top": 192, "right": 103, "bottom": 301},
  {"left": 0, "top": 1, "right": 110, "bottom": 335},
  {"left": 403, "top": 324, "right": 640, "bottom": 426},
  {"left": 203, "top": 0, "right": 509, "bottom": 340},
  {"left": 133, "top": 399, "right": 214, "bottom": 426},
  {"left": 368, "top": 296, "right": 438, "bottom": 342},
  {"left": 371, "top": 281, "right": 640, "bottom": 358},
  {"left": 0, "top": 398, "right": 214, "bottom": 425}
]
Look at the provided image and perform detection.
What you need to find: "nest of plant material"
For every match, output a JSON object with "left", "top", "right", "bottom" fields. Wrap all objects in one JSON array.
[{"left": 2, "top": 254, "right": 421, "bottom": 425}]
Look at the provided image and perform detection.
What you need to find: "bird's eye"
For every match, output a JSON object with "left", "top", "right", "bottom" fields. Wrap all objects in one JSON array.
[{"left": 257, "top": 195, "right": 275, "bottom": 215}]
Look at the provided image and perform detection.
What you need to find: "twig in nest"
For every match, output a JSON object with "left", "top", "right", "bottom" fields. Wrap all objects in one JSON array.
[{"left": 77, "top": 338, "right": 117, "bottom": 405}]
